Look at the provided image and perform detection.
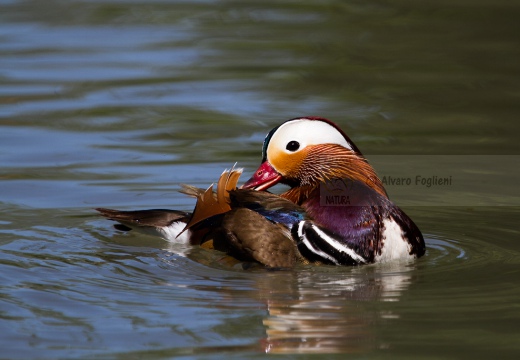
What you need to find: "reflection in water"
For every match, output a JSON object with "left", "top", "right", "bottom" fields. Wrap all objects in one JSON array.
[
  {"left": 182, "top": 244, "right": 415, "bottom": 354},
  {"left": 258, "top": 265, "right": 413, "bottom": 354}
]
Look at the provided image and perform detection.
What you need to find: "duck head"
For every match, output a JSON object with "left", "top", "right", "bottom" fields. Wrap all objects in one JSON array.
[{"left": 242, "top": 117, "right": 387, "bottom": 200}]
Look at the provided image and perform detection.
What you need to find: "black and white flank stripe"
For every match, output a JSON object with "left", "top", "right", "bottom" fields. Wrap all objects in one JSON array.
[{"left": 292, "top": 221, "right": 367, "bottom": 265}]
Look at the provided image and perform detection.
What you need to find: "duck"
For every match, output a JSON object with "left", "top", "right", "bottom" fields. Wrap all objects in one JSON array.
[{"left": 97, "top": 117, "right": 425, "bottom": 267}]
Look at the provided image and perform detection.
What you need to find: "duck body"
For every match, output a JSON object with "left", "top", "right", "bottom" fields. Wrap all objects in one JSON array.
[
  {"left": 209, "top": 189, "right": 309, "bottom": 267},
  {"left": 98, "top": 183, "right": 309, "bottom": 268},
  {"left": 97, "top": 117, "right": 425, "bottom": 267},
  {"left": 295, "top": 181, "right": 423, "bottom": 264},
  {"left": 239, "top": 117, "right": 425, "bottom": 265}
]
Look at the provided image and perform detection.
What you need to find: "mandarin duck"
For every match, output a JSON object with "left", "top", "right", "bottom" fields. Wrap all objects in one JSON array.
[{"left": 97, "top": 117, "right": 425, "bottom": 267}]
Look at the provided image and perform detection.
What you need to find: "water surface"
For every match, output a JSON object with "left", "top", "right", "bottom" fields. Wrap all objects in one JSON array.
[{"left": 1, "top": 0, "right": 519, "bottom": 358}]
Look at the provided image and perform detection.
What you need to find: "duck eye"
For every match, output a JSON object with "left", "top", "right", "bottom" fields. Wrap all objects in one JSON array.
[{"left": 286, "top": 140, "right": 300, "bottom": 152}]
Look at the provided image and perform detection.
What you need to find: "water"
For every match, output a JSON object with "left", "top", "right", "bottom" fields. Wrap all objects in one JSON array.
[{"left": 1, "top": 0, "right": 519, "bottom": 358}]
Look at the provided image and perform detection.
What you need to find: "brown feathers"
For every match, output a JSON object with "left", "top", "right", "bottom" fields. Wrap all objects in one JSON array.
[
  {"left": 299, "top": 144, "right": 388, "bottom": 199},
  {"left": 216, "top": 207, "right": 301, "bottom": 268},
  {"left": 181, "top": 166, "right": 243, "bottom": 233},
  {"left": 95, "top": 208, "right": 190, "bottom": 228}
]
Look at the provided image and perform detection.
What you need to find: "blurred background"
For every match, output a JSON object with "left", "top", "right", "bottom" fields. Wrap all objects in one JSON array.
[{"left": 1, "top": 1, "right": 519, "bottom": 358}]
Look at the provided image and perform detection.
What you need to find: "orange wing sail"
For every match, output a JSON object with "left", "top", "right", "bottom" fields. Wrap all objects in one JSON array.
[{"left": 180, "top": 166, "right": 242, "bottom": 235}]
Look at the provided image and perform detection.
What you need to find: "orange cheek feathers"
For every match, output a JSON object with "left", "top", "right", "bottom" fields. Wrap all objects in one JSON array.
[{"left": 267, "top": 147, "right": 308, "bottom": 179}]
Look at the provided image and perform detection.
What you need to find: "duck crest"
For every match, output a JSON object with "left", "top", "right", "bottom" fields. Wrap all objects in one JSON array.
[{"left": 180, "top": 166, "right": 243, "bottom": 233}]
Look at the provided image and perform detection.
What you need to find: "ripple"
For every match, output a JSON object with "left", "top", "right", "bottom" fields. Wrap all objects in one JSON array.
[
  {"left": 421, "top": 231, "right": 520, "bottom": 277},
  {"left": 423, "top": 235, "right": 466, "bottom": 264}
]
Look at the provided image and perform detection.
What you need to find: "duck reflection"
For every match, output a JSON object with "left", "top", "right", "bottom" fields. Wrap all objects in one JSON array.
[
  {"left": 255, "top": 264, "right": 413, "bottom": 354},
  {"left": 179, "top": 247, "right": 415, "bottom": 354}
]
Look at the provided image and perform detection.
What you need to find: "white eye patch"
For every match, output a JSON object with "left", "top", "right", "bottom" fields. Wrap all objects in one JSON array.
[{"left": 268, "top": 119, "right": 353, "bottom": 155}]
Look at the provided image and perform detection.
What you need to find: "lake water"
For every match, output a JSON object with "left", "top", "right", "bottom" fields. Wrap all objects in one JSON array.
[{"left": 1, "top": 0, "right": 519, "bottom": 358}]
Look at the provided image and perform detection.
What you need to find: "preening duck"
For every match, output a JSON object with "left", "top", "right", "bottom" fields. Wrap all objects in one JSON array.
[{"left": 97, "top": 117, "right": 425, "bottom": 267}]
